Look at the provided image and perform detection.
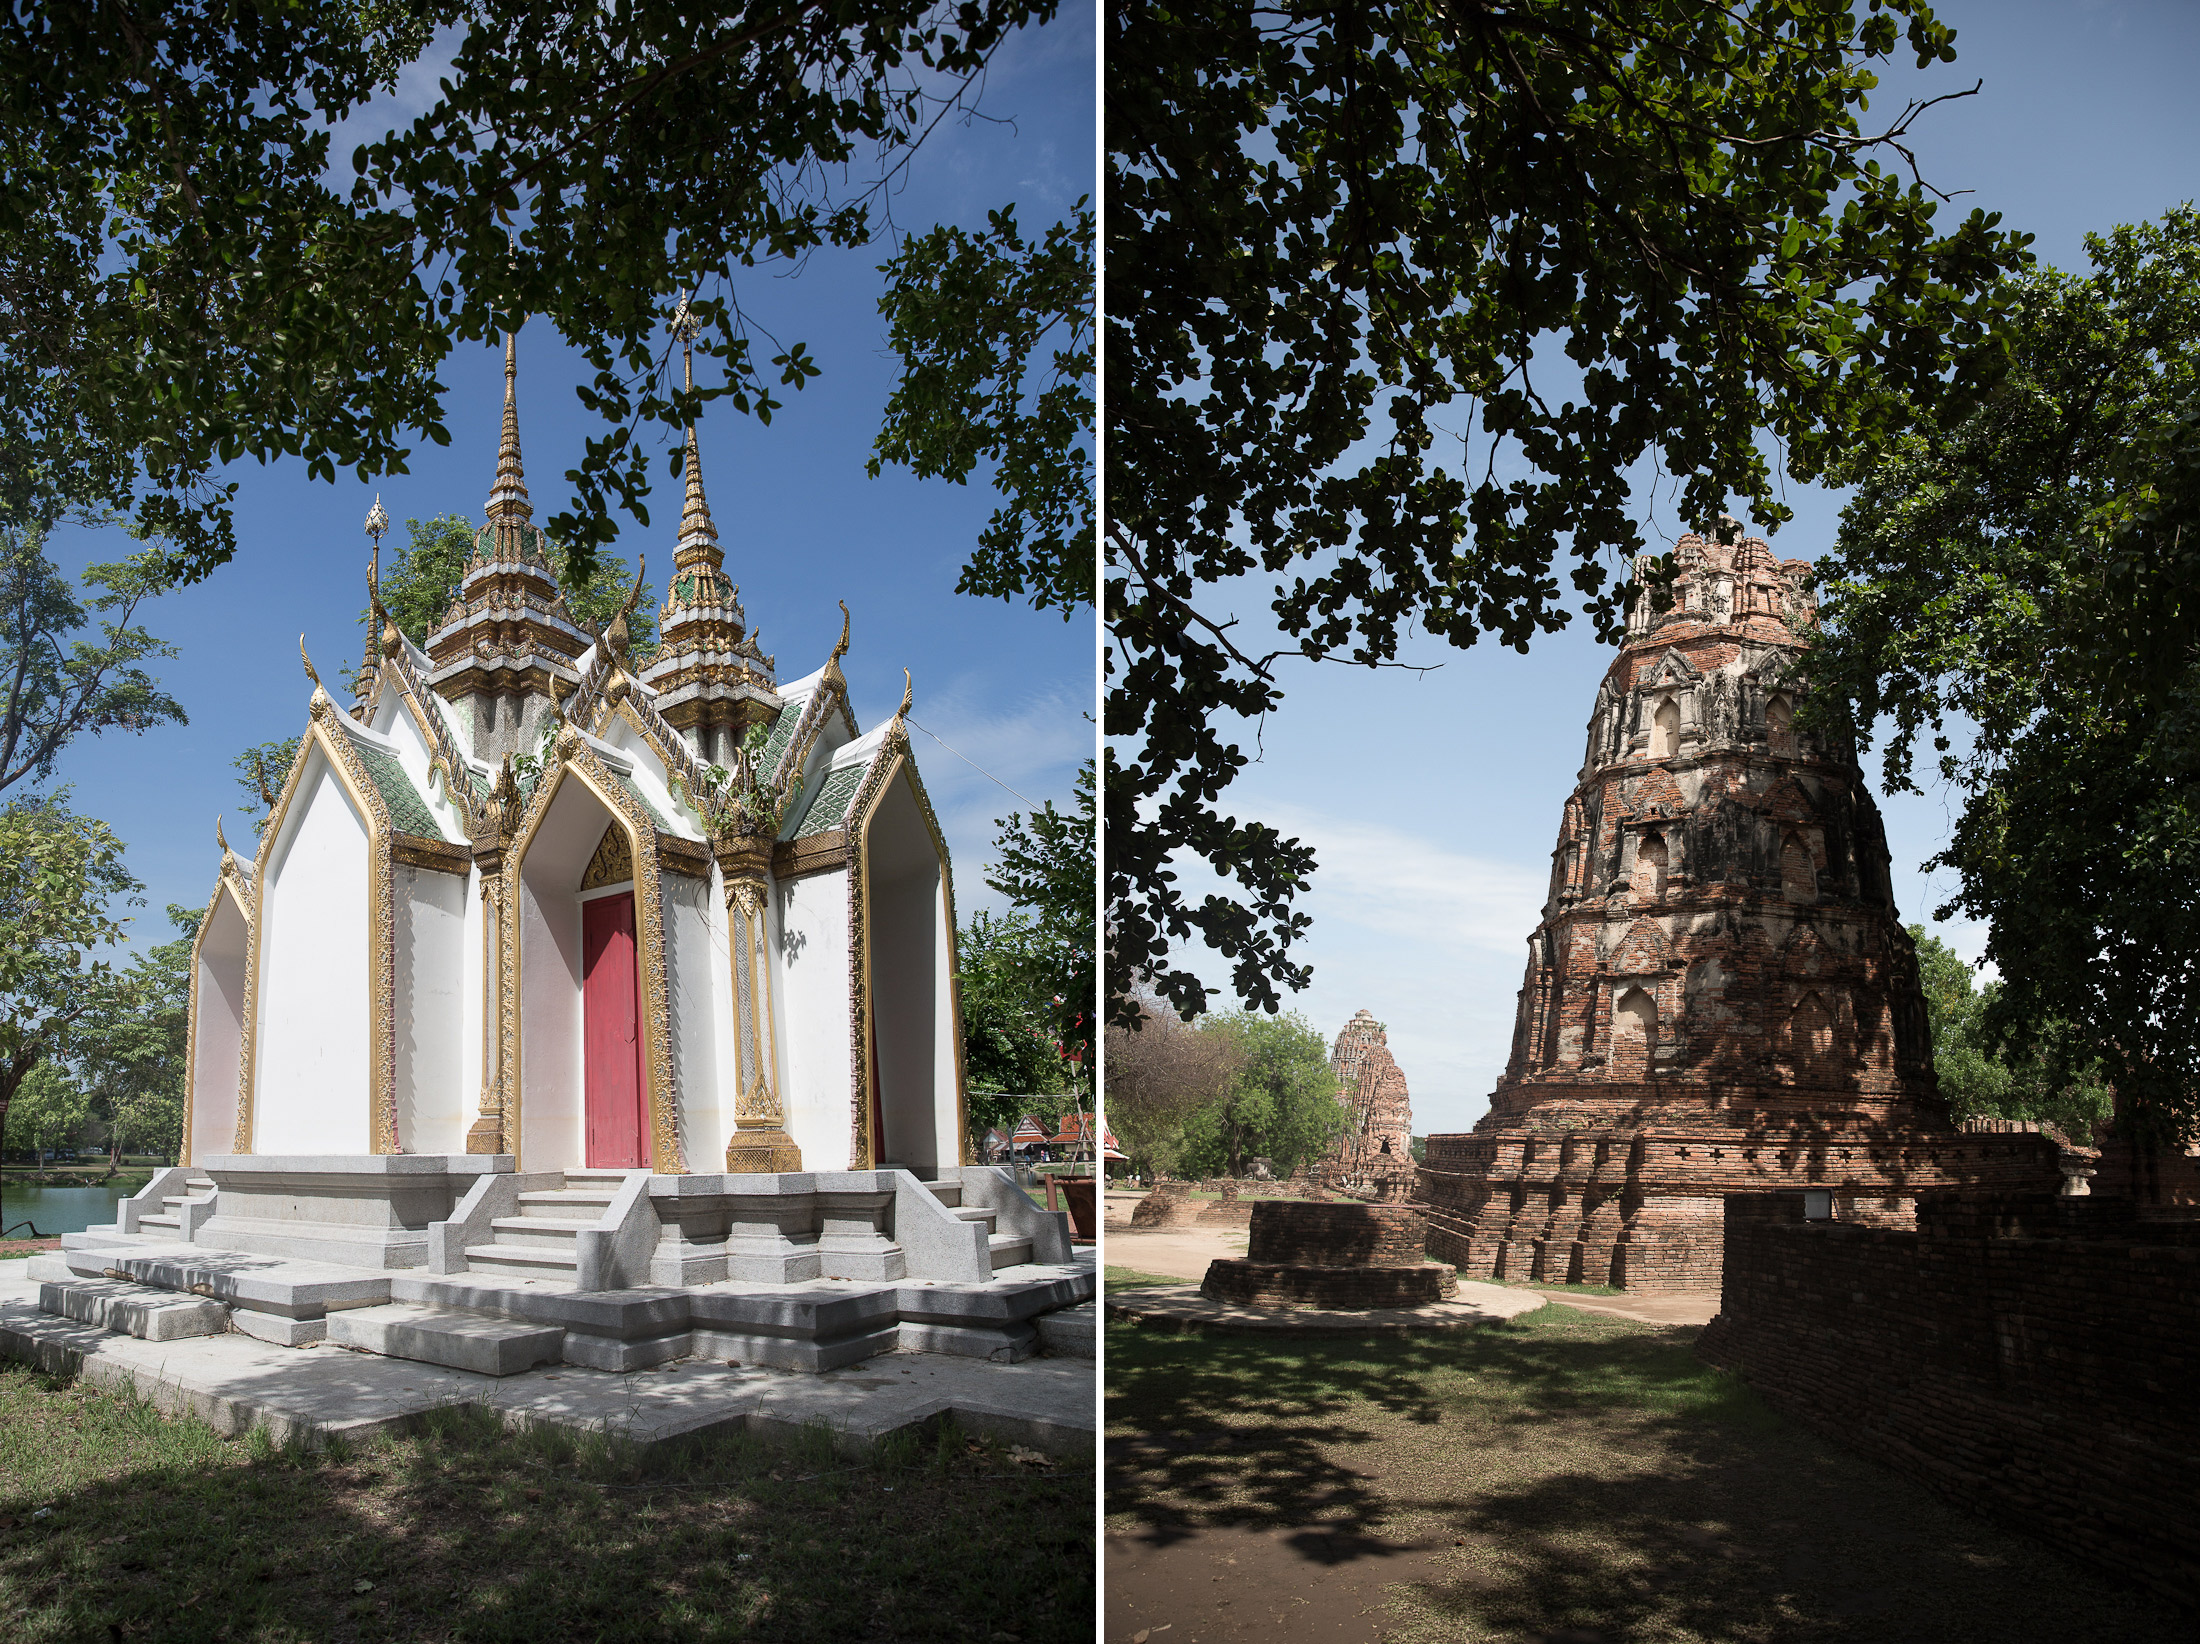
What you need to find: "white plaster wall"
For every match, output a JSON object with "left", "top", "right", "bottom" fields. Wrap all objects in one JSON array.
[
  {"left": 865, "top": 770, "right": 946, "bottom": 1171},
  {"left": 394, "top": 865, "right": 469, "bottom": 1154},
  {"left": 188, "top": 891, "right": 249, "bottom": 1163},
  {"left": 460, "top": 865, "right": 484, "bottom": 1132},
  {"left": 255, "top": 753, "right": 370, "bottom": 1154},
  {"left": 662, "top": 869, "right": 723, "bottom": 1170},
  {"left": 778, "top": 868, "right": 852, "bottom": 1168}
]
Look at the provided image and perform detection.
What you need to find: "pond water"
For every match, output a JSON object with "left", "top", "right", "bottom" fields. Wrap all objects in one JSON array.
[{"left": 0, "top": 1180, "right": 138, "bottom": 1239}]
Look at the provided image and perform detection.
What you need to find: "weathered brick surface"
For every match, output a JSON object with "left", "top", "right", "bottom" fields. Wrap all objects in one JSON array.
[
  {"left": 1316, "top": 1011, "right": 1418, "bottom": 1195},
  {"left": 1244, "top": 1200, "right": 1432, "bottom": 1267},
  {"left": 1414, "top": 526, "right": 2077, "bottom": 1291},
  {"left": 1201, "top": 1259, "right": 1456, "bottom": 1308},
  {"left": 1698, "top": 1193, "right": 2200, "bottom": 1603}
]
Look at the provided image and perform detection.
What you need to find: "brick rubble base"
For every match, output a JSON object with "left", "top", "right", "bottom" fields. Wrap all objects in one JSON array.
[{"left": 1200, "top": 1259, "right": 1456, "bottom": 1309}]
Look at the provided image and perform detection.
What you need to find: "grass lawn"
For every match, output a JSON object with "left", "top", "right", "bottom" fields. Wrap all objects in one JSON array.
[
  {"left": 0, "top": 1359, "right": 1092, "bottom": 1643},
  {"left": 1106, "top": 1307, "right": 2190, "bottom": 1643}
]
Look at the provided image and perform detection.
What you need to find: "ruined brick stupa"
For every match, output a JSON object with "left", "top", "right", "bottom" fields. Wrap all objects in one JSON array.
[
  {"left": 1416, "top": 522, "right": 2075, "bottom": 1291},
  {"left": 1318, "top": 1011, "right": 1416, "bottom": 1198}
]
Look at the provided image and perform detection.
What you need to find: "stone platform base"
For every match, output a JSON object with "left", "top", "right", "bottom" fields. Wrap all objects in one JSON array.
[
  {"left": 1109, "top": 1281, "right": 1541, "bottom": 1337},
  {"left": 0, "top": 1269, "right": 1092, "bottom": 1456},
  {"left": 1200, "top": 1258, "right": 1455, "bottom": 1309}
]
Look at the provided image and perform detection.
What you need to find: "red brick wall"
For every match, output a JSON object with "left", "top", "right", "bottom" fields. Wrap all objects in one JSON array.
[
  {"left": 1246, "top": 1201, "right": 1430, "bottom": 1268},
  {"left": 1698, "top": 1193, "right": 2200, "bottom": 1603}
]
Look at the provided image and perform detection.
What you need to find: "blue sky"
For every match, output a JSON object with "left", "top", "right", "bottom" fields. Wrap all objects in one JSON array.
[
  {"left": 38, "top": 4, "right": 1097, "bottom": 949},
  {"left": 1157, "top": 0, "right": 2200, "bottom": 1136}
]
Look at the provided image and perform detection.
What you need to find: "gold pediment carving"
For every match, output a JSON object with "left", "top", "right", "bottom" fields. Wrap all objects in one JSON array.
[{"left": 581, "top": 822, "right": 634, "bottom": 891}]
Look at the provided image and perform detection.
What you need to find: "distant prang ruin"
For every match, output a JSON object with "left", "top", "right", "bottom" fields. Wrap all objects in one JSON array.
[
  {"left": 1414, "top": 520, "right": 2088, "bottom": 1293},
  {"left": 1314, "top": 1010, "right": 1417, "bottom": 1200}
]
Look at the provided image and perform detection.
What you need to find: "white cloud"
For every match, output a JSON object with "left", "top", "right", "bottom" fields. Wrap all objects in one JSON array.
[{"left": 1164, "top": 805, "right": 1545, "bottom": 1138}]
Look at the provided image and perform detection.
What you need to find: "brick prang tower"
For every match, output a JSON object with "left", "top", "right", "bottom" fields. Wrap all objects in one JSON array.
[
  {"left": 1320, "top": 1010, "right": 1417, "bottom": 1199},
  {"left": 1416, "top": 521, "right": 2074, "bottom": 1291}
]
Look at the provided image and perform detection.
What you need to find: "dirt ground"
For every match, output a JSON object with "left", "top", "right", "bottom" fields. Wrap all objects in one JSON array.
[
  {"left": 1105, "top": 1211, "right": 1718, "bottom": 1327},
  {"left": 1105, "top": 1306, "right": 2194, "bottom": 1644}
]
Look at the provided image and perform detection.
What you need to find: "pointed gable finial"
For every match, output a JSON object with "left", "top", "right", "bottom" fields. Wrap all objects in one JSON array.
[
  {"left": 299, "top": 634, "right": 322, "bottom": 692},
  {"left": 895, "top": 667, "right": 913, "bottom": 722},
  {"left": 831, "top": 600, "right": 851, "bottom": 665},
  {"left": 216, "top": 814, "right": 230, "bottom": 856}
]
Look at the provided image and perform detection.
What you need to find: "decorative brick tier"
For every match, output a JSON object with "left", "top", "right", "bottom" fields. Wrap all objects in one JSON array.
[
  {"left": 1417, "top": 523, "right": 2076, "bottom": 1292},
  {"left": 1698, "top": 1192, "right": 2200, "bottom": 1604},
  {"left": 1199, "top": 1201, "right": 1455, "bottom": 1310}
]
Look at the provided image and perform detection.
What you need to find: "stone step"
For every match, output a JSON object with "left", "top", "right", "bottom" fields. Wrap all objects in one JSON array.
[
  {"left": 186, "top": 1178, "right": 216, "bottom": 1191},
  {"left": 516, "top": 1189, "right": 614, "bottom": 1217},
  {"left": 1035, "top": 1300, "right": 1095, "bottom": 1358},
  {"left": 464, "top": 1243, "right": 579, "bottom": 1278},
  {"left": 988, "top": 1234, "right": 1034, "bottom": 1270},
  {"left": 953, "top": 1205, "right": 998, "bottom": 1232},
  {"left": 563, "top": 1170, "right": 636, "bottom": 1188},
  {"left": 139, "top": 1213, "right": 180, "bottom": 1231},
  {"left": 924, "top": 1179, "right": 964, "bottom": 1207},
  {"left": 38, "top": 1277, "right": 228, "bottom": 1342},
  {"left": 327, "top": 1304, "right": 564, "bottom": 1377},
  {"left": 487, "top": 1216, "right": 591, "bottom": 1248}
]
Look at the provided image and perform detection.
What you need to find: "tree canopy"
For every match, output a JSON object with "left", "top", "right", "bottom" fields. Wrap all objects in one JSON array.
[
  {"left": 872, "top": 201, "right": 1095, "bottom": 617},
  {"left": 1, "top": 0, "right": 1056, "bottom": 582},
  {"left": 0, "top": 508, "right": 184, "bottom": 797},
  {"left": 0, "top": 792, "right": 140, "bottom": 1229},
  {"left": 1810, "top": 211, "right": 2200, "bottom": 1142},
  {"left": 1175, "top": 1009, "right": 1346, "bottom": 1179},
  {"left": 984, "top": 757, "right": 1095, "bottom": 1072},
  {"left": 1105, "top": 0, "right": 2034, "bottom": 1024}
]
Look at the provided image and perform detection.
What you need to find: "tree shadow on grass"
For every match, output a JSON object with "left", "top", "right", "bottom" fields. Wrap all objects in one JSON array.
[
  {"left": 1106, "top": 1310, "right": 2194, "bottom": 1643},
  {"left": 0, "top": 1370, "right": 1092, "bottom": 1644}
]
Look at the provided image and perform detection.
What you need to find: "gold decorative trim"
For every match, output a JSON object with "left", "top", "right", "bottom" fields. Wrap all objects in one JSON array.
[
  {"left": 580, "top": 822, "right": 633, "bottom": 891},
  {"left": 502, "top": 731, "right": 687, "bottom": 1173},
  {"left": 768, "top": 669, "right": 855, "bottom": 792},
  {"left": 598, "top": 692, "right": 724, "bottom": 824},
  {"left": 181, "top": 870, "right": 255, "bottom": 1167},
  {"left": 773, "top": 832, "right": 847, "bottom": 881},
  {"left": 391, "top": 832, "right": 473, "bottom": 875}
]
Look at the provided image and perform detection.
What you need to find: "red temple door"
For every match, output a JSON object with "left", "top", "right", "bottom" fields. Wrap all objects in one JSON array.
[{"left": 582, "top": 893, "right": 646, "bottom": 1169}]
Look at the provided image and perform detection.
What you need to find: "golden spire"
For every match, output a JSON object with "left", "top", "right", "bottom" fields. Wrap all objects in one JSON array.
[
  {"left": 483, "top": 329, "right": 536, "bottom": 561},
  {"left": 668, "top": 297, "right": 727, "bottom": 584}
]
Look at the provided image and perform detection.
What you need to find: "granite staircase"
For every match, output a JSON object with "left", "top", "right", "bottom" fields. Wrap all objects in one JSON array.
[
  {"left": 135, "top": 1174, "right": 218, "bottom": 1238},
  {"left": 924, "top": 1177, "right": 1033, "bottom": 1270},
  {"left": 463, "top": 1168, "right": 630, "bottom": 1280}
]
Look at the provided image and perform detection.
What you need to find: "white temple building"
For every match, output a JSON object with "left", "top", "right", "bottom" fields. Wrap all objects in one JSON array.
[
  {"left": 186, "top": 326, "right": 965, "bottom": 1183},
  {"left": 5, "top": 322, "right": 1092, "bottom": 1389}
]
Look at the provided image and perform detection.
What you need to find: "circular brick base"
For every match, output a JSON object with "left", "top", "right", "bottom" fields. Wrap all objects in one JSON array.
[{"left": 1199, "top": 1259, "right": 1456, "bottom": 1309}]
